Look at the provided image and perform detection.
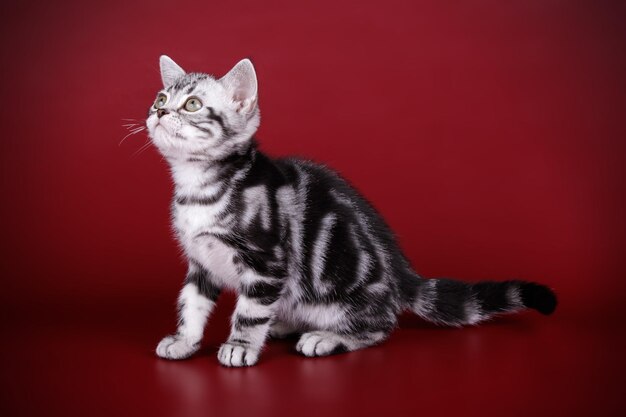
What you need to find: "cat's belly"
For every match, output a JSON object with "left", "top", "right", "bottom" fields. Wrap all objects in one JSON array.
[{"left": 274, "top": 286, "right": 348, "bottom": 331}]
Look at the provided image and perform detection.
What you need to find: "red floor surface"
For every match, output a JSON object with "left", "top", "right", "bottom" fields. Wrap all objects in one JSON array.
[{"left": 1, "top": 1, "right": 625, "bottom": 416}]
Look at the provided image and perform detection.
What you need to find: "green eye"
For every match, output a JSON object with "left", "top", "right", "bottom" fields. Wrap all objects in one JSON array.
[
  {"left": 184, "top": 97, "right": 202, "bottom": 112},
  {"left": 155, "top": 94, "right": 167, "bottom": 109}
]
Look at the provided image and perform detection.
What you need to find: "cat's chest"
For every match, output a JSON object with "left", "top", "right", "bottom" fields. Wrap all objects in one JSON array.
[
  {"left": 173, "top": 202, "right": 241, "bottom": 289},
  {"left": 173, "top": 203, "right": 224, "bottom": 235}
]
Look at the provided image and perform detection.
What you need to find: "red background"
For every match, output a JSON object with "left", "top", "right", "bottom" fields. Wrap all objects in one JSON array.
[{"left": 1, "top": 1, "right": 625, "bottom": 416}]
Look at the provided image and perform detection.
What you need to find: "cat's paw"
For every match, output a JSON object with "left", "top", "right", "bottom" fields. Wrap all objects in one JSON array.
[
  {"left": 296, "top": 331, "right": 348, "bottom": 357},
  {"left": 156, "top": 335, "right": 199, "bottom": 360},
  {"left": 217, "top": 342, "right": 260, "bottom": 367}
]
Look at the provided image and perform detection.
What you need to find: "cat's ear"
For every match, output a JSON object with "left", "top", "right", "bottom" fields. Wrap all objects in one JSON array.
[
  {"left": 159, "top": 55, "right": 186, "bottom": 87},
  {"left": 220, "top": 58, "right": 258, "bottom": 113}
]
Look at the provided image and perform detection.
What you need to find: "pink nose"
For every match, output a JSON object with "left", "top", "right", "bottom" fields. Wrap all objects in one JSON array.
[{"left": 157, "top": 109, "right": 169, "bottom": 118}]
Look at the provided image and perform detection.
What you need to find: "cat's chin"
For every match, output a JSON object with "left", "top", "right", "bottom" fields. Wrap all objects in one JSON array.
[
  {"left": 149, "top": 128, "right": 186, "bottom": 149},
  {"left": 152, "top": 124, "right": 176, "bottom": 140},
  {"left": 150, "top": 138, "right": 211, "bottom": 160}
]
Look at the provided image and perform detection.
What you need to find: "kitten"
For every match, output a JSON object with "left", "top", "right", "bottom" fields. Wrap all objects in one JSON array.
[{"left": 147, "top": 56, "right": 557, "bottom": 367}]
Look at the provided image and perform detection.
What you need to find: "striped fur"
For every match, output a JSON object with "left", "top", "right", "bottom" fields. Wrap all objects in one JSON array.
[{"left": 149, "top": 56, "right": 558, "bottom": 367}]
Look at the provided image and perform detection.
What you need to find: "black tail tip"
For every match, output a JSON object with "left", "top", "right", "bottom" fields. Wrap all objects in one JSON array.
[{"left": 519, "top": 282, "right": 558, "bottom": 315}]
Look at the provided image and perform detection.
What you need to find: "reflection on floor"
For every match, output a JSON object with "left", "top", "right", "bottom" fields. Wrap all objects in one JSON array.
[{"left": 1, "top": 294, "right": 622, "bottom": 417}]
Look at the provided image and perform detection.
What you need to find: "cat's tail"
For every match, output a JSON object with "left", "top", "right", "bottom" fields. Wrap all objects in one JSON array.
[{"left": 406, "top": 277, "right": 557, "bottom": 326}]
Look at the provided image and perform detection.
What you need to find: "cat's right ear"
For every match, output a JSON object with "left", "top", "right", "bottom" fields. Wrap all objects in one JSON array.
[{"left": 159, "top": 55, "right": 186, "bottom": 87}]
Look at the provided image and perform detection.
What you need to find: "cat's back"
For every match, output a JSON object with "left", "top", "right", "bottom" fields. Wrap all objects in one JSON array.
[
  {"left": 273, "top": 155, "right": 410, "bottom": 285},
  {"left": 274, "top": 156, "right": 399, "bottom": 247}
]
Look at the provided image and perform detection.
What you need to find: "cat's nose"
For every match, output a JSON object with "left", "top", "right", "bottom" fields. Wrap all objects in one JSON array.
[{"left": 157, "top": 109, "right": 169, "bottom": 118}]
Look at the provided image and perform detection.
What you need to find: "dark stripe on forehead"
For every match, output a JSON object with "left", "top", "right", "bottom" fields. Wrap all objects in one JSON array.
[
  {"left": 173, "top": 73, "right": 208, "bottom": 90},
  {"left": 185, "top": 82, "right": 197, "bottom": 95}
]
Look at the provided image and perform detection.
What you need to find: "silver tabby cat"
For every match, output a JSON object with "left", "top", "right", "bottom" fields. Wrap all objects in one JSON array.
[{"left": 147, "top": 56, "right": 557, "bottom": 367}]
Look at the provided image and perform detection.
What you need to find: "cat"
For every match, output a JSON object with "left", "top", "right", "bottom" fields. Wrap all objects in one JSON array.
[{"left": 147, "top": 56, "right": 557, "bottom": 367}]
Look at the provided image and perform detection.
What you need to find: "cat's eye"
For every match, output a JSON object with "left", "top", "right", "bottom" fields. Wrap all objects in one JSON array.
[
  {"left": 154, "top": 94, "right": 168, "bottom": 109},
  {"left": 184, "top": 97, "right": 203, "bottom": 112}
]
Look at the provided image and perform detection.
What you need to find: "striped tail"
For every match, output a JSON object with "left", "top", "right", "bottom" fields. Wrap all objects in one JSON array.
[{"left": 410, "top": 278, "right": 557, "bottom": 326}]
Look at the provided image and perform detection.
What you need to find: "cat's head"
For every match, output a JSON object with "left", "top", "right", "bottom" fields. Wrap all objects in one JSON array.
[{"left": 146, "top": 56, "right": 260, "bottom": 160}]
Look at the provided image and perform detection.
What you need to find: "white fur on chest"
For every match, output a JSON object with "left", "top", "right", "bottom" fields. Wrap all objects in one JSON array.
[
  {"left": 174, "top": 204, "right": 241, "bottom": 290},
  {"left": 171, "top": 159, "right": 241, "bottom": 289}
]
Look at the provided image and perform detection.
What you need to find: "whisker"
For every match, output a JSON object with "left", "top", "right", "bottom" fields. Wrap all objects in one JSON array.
[
  {"left": 119, "top": 126, "right": 146, "bottom": 146},
  {"left": 132, "top": 139, "right": 153, "bottom": 157}
]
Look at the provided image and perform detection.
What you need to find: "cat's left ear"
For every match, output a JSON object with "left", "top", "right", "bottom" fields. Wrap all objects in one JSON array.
[
  {"left": 220, "top": 59, "right": 258, "bottom": 113},
  {"left": 159, "top": 55, "right": 185, "bottom": 87}
]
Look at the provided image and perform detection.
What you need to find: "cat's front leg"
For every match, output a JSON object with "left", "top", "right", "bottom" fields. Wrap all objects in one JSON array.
[
  {"left": 218, "top": 271, "right": 284, "bottom": 367},
  {"left": 156, "top": 262, "right": 221, "bottom": 360}
]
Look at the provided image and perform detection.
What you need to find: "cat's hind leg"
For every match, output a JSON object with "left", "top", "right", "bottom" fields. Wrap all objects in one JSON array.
[{"left": 295, "top": 330, "right": 388, "bottom": 357}]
